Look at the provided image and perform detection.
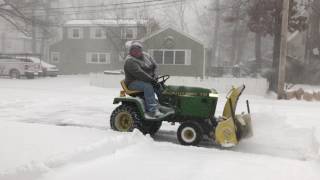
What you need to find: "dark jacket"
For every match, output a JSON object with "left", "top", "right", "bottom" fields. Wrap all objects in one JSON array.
[{"left": 124, "top": 52, "right": 158, "bottom": 86}]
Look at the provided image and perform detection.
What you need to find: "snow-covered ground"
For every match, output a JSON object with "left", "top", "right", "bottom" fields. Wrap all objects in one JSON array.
[{"left": 0, "top": 75, "right": 319, "bottom": 180}]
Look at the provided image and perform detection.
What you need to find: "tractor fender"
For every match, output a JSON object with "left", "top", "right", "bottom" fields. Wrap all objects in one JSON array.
[{"left": 113, "top": 97, "right": 145, "bottom": 116}]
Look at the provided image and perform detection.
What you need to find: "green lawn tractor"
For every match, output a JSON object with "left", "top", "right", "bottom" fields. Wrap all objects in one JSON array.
[{"left": 110, "top": 75, "right": 253, "bottom": 147}]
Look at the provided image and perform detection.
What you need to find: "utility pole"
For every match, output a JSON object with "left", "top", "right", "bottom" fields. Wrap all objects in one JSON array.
[
  {"left": 40, "top": 0, "right": 49, "bottom": 60},
  {"left": 277, "top": 0, "right": 290, "bottom": 99},
  {"left": 31, "top": 6, "right": 37, "bottom": 54},
  {"left": 212, "top": 0, "right": 220, "bottom": 66}
]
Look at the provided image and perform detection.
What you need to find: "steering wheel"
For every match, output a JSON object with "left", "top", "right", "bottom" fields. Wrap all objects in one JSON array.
[{"left": 156, "top": 75, "right": 170, "bottom": 84}]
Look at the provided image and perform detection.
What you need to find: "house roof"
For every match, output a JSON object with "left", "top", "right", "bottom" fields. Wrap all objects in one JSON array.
[
  {"left": 64, "top": 19, "right": 147, "bottom": 27},
  {"left": 141, "top": 26, "right": 205, "bottom": 47}
]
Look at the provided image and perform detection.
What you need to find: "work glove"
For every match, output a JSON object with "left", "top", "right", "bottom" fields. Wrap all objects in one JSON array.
[{"left": 151, "top": 78, "right": 160, "bottom": 89}]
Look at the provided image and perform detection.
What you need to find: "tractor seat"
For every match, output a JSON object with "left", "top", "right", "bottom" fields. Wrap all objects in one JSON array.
[{"left": 120, "top": 80, "right": 142, "bottom": 96}]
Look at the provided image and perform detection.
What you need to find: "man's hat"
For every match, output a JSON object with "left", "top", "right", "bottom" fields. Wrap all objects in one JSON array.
[{"left": 126, "top": 41, "right": 143, "bottom": 50}]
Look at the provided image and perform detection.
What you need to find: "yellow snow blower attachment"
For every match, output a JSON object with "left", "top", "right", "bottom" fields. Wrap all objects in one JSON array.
[{"left": 215, "top": 85, "right": 253, "bottom": 147}]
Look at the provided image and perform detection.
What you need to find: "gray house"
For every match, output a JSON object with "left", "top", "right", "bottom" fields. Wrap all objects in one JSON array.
[
  {"left": 49, "top": 19, "right": 147, "bottom": 74},
  {"left": 142, "top": 27, "right": 206, "bottom": 78}
]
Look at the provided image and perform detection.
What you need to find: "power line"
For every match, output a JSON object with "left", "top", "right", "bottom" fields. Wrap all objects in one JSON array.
[
  {"left": 23, "top": 0, "right": 186, "bottom": 18},
  {"left": 21, "top": 0, "right": 184, "bottom": 11}
]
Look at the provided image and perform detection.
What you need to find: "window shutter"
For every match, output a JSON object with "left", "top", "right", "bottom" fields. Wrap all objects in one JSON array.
[
  {"left": 186, "top": 50, "right": 191, "bottom": 65},
  {"left": 68, "top": 28, "right": 72, "bottom": 39},
  {"left": 90, "top": 28, "right": 95, "bottom": 39},
  {"left": 106, "top": 53, "right": 111, "bottom": 64},
  {"left": 86, "top": 52, "right": 91, "bottom": 63},
  {"left": 79, "top": 28, "right": 83, "bottom": 39}
]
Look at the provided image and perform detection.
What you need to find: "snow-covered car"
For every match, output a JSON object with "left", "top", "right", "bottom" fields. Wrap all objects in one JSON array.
[
  {"left": 16, "top": 56, "right": 43, "bottom": 76},
  {"left": 40, "top": 61, "right": 59, "bottom": 77},
  {"left": 16, "top": 56, "right": 58, "bottom": 77},
  {"left": 0, "top": 56, "right": 41, "bottom": 79}
]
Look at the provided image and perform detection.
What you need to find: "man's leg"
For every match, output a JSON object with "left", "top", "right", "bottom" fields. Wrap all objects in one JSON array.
[{"left": 128, "top": 81, "right": 157, "bottom": 112}]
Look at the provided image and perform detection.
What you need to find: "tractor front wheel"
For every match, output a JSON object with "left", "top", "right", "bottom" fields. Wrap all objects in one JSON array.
[
  {"left": 177, "top": 121, "right": 203, "bottom": 146},
  {"left": 110, "top": 105, "right": 140, "bottom": 132}
]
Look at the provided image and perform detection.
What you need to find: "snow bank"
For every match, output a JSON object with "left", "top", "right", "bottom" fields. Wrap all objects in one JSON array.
[
  {"left": 0, "top": 128, "right": 150, "bottom": 180},
  {"left": 90, "top": 73, "right": 268, "bottom": 95},
  {"left": 41, "top": 139, "right": 320, "bottom": 180}
]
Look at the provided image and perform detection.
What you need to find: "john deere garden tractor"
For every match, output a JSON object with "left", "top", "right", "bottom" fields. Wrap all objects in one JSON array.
[{"left": 110, "top": 75, "right": 253, "bottom": 147}]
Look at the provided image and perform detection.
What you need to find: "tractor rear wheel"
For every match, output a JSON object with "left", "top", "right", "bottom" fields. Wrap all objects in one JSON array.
[
  {"left": 177, "top": 121, "right": 203, "bottom": 146},
  {"left": 110, "top": 104, "right": 140, "bottom": 132}
]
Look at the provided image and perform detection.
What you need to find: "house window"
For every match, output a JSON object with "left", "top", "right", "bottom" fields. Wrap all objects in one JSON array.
[
  {"left": 86, "top": 52, "right": 110, "bottom": 64},
  {"left": 150, "top": 49, "right": 191, "bottom": 65},
  {"left": 68, "top": 28, "right": 83, "bottom": 39},
  {"left": 175, "top": 50, "right": 186, "bottom": 65},
  {"left": 153, "top": 50, "right": 163, "bottom": 64},
  {"left": 51, "top": 52, "right": 60, "bottom": 63},
  {"left": 164, "top": 51, "right": 174, "bottom": 64},
  {"left": 121, "top": 27, "right": 137, "bottom": 40},
  {"left": 91, "top": 28, "right": 106, "bottom": 39}
]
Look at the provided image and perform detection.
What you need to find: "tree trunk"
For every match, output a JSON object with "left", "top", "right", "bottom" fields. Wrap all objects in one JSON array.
[
  {"left": 270, "top": 8, "right": 282, "bottom": 92},
  {"left": 230, "top": 7, "right": 240, "bottom": 66},
  {"left": 235, "top": 24, "right": 249, "bottom": 65},
  {"left": 1, "top": 32, "right": 5, "bottom": 53},
  {"left": 40, "top": 2, "right": 50, "bottom": 60},
  {"left": 31, "top": 8, "right": 37, "bottom": 54},
  {"left": 255, "top": 32, "right": 262, "bottom": 76},
  {"left": 309, "top": 1, "right": 320, "bottom": 64},
  {"left": 212, "top": 0, "right": 220, "bottom": 66}
]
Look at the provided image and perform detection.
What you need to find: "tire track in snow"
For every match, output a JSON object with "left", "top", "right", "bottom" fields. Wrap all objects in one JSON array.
[
  {"left": 0, "top": 130, "right": 151, "bottom": 180},
  {"left": 11, "top": 109, "right": 320, "bottom": 165}
]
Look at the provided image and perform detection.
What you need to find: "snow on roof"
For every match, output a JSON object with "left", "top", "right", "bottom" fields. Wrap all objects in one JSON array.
[{"left": 64, "top": 19, "right": 147, "bottom": 27}]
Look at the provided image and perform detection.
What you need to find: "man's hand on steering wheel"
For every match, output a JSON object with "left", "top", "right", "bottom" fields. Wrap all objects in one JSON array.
[{"left": 156, "top": 75, "right": 170, "bottom": 84}]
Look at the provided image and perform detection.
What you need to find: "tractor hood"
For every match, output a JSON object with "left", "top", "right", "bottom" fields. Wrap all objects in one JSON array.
[{"left": 163, "top": 85, "right": 218, "bottom": 97}]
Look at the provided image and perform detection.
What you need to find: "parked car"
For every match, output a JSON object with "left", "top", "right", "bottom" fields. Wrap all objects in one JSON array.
[
  {"left": 0, "top": 56, "right": 41, "bottom": 79},
  {"left": 16, "top": 56, "right": 59, "bottom": 77},
  {"left": 40, "top": 61, "right": 59, "bottom": 77}
]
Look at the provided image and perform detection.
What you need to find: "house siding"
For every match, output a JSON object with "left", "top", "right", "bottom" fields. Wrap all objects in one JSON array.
[
  {"left": 142, "top": 28, "right": 205, "bottom": 77},
  {"left": 50, "top": 25, "right": 146, "bottom": 74}
]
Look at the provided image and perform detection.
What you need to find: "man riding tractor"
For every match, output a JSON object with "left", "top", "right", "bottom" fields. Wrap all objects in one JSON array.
[{"left": 123, "top": 41, "right": 163, "bottom": 118}]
